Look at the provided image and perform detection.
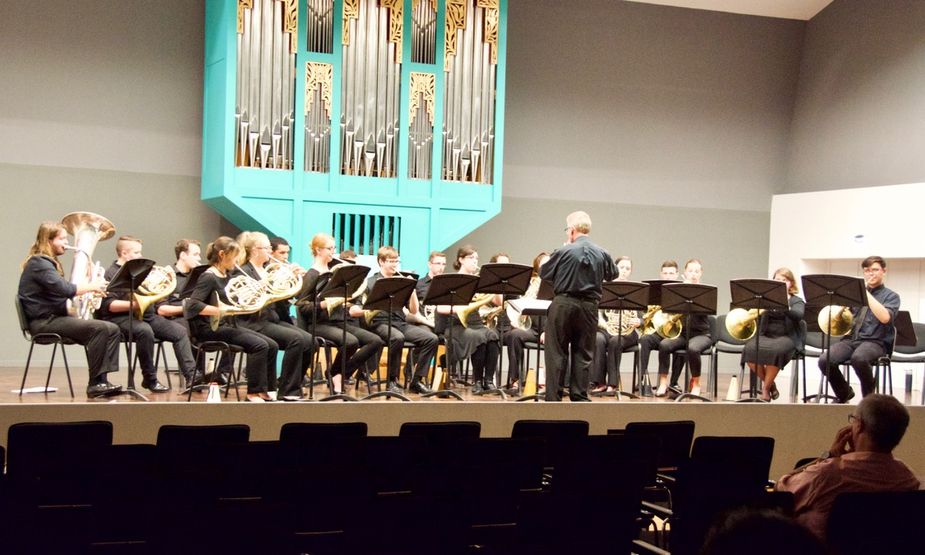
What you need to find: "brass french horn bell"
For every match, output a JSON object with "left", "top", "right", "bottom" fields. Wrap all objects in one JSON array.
[
  {"left": 817, "top": 305, "right": 854, "bottom": 337},
  {"left": 725, "top": 308, "right": 764, "bottom": 341}
]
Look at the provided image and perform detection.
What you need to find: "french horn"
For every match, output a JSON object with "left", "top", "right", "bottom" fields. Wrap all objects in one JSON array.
[
  {"left": 817, "top": 305, "right": 854, "bottom": 337},
  {"left": 134, "top": 265, "right": 177, "bottom": 319},
  {"left": 724, "top": 308, "right": 765, "bottom": 341}
]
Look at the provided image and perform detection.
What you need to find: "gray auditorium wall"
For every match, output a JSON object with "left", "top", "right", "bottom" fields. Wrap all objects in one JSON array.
[
  {"left": 7, "top": 0, "right": 908, "bottom": 367},
  {"left": 786, "top": 0, "right": 925, "bottom": 192}
]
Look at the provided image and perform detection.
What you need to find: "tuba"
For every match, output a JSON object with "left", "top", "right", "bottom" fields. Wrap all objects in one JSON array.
[
  {"left": 725, "top": 308, "right": 765, "bottom": 341},
  {"left": 134, "top": 265, "right": 177, "bottom": 319},
  {"left": 61, "top": 212, "right": 115, "bottom": 319},
  {"left": 817, "top": 305, "right": 854, "bottom": 337}
]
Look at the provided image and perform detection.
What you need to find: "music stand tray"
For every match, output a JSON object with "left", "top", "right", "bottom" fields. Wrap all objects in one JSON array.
[
  {"left": 801, "top": 274, "right": 867, "bottom": 404},
  {"left": 317, "top": 264, "right": 370, "bottom": 402},
  {"left": 661, "top": 283, "right": 717, "bottom": 402},
  {"left": 729, "top": 279, "right": 788, "bottom": 403},
  {"left": 104, "top": 258, "right": 156, "bottom": 402},
  {"left": 360, "top": 277, "right": 417, "bottom": 402},
  {"left": 596, "top": 281, "right": 650, "bottom": 400},
  {"left": 419, "top": 274, "right": 479, "bottom": 400}
]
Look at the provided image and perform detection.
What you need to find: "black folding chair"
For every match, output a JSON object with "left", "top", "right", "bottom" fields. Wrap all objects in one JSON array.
[{"left": 14, "top": 295, "right": 76, "bottom": 397}]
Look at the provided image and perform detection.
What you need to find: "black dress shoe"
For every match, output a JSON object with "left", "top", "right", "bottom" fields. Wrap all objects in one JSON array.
[
  {"left": 387, "top": 381, "right": 403, "bottom": 394},
  {"left": 142, "top": 379, "right": 169, "bottom": 393},
  {"left": 836, "top": 387, "right": 856, "bottom": 404},
  {"left": 87, "top": 382, "right": 123, "bottom": 398},
  {"left": 409, "top": 379, "right": 432, "bottom": 394}
]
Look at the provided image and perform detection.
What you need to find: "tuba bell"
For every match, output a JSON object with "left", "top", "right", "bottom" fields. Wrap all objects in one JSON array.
[
  {"left": 61, "top": 212, "right": 115, "bottom": 319},
  {"left": 134, "top": 265, "right": 177, "bottom": 319},
  {"left": 817, "top": 305, "right": 854, "bottom": 337},
  {"left": 724, "top": 308, "right": 766, "bottom": 341}
]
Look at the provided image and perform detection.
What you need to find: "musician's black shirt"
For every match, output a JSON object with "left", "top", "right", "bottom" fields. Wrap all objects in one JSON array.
[
  {"left": 18, "top": 255, "right": 76, "bottom": 321},
  {"left": 540, "top": 235, "right": 616, "bottom": 302}
]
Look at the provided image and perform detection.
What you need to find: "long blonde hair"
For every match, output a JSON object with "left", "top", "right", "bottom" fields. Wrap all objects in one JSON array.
[{"left": 22, "top": 221, "right": 65, "bottom": 274}]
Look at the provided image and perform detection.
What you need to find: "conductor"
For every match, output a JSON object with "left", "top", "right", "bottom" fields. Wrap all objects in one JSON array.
[{"left": 540, "top": 211, "right": 616, "bottom": 402}]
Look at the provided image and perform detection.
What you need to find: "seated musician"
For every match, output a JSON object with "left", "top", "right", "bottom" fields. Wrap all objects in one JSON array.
[
  {"left": 364, "top": 246, "right": 436, "bottom": 394},
  {"left": 184, "top": 236, "right": 279, "bottom": 402},
  {"left": 96, "top": 235, "right": 198, "bottom": 392},
  {"left": 294, "top": 234, "right": 382, "bottom": 395},
  {"left": 591, "top": 256, "right": 641, "bottom": 394},
  {"left": 156, "top": 239, "right": 201, "bottom": 320},
  {"left": 818, "top": 256, "right": 900, "bottom": 403},
  {"left": 18, "top": 221, "right": 123, "bottom": 398},
  {"left": 436, "top": 245, "right": 500, "bottom": 394},
  {"left": 492, "top": 252, "right": 548, "bottom": 395},
  {"left": 414, "top": 251, "right": 446, "bottom": 330},
  {"left": 742, "top": 267, "right": 805, "bottom": 402},
  {"left": 236, "top": 232, "right": 314, "bottom": 401},
  {"left": 269, "top": 236, "right": 296, "bottom": 324},
  {"left": 637, "top": 259, "right": 681, "bottom": 395},
  {"left": 656, "top": 258, "right": 711, "bottom": 397}
]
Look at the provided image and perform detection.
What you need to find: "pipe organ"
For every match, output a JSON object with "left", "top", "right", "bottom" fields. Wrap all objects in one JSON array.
[{"left": 204, "top": 0, "right": 508, "bottom": 272}]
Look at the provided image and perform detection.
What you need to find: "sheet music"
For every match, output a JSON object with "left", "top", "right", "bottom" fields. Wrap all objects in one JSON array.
[{"left": 509, "top": 298, "right": 551, "bottom": 315}]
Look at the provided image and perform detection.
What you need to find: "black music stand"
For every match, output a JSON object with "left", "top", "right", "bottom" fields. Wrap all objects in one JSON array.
[
  {"left": 639, "top": 279, "right": 679, "bottom": 396},
  {"left": 296, "top": 269, "right": 332, "bottom": 401},
  {"left": 419, "top": 273, "right": 478, "bottom": 400},
  {"left": 660, "top": 283, "right": 717, "bottom": 402},
  {"left": 317, "top": 264, "right": 370, "bottom": 402},
  {"left": 596, "top": 281, "right": 650, "bottom": 400},
  {"left": 475, "top": 263, "right": 533, "bottom": 399},
  {"left": 801, "top": 274, "right": 867, "bottom": 404},
  {"left": 517, "top": 278, "right": 554, "bottom": 402},
  {"left": 360, "top": 276, "right": 416, "bottom": 401},
  {"left": 729, "top": 279, "right": 788, "bottom": 403},
  {"left": 104, "top": 258, "right": 156, "bottom": 402}
]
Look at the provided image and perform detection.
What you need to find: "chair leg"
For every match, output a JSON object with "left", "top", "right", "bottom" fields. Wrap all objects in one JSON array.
[
  {"left": 60, "top": 343, "right": 75, "bottom": 398},
  {"left": 44, "top": 342, "right": 58, "bottom": 394},
  {"left": 20, "top": 341, "right": 37, "bottom": 396},
  {"left": 156, "top": 342, "right": 172, "bottom": 390}
]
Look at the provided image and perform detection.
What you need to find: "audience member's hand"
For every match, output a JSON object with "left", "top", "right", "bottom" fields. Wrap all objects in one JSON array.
[{"left": 829, "top": 425, "right": 853, "bottom": 457}]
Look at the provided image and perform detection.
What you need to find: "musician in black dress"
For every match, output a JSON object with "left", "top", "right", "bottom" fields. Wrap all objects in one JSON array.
[
  {"left": 18, "top": 221, "right": 123, "bottom": 398},
  {"left": 436, "top": 245, "right": 500, "bottom": 394},
  {"left": 591, "top": 256, "right": 641, "bottom": 394},
  {"left": 295, "top": 233, "right": 382, "bottom": 395},
  {"left": 742, "top": 267, "right": 805, "bottom": 402},
  {"left": 364, "top": 246, "right": 436, "bottom": 394},
  {"left": 185, "top": 236, "right": 279, "bottom": 402},
  {"left": 655, "top": 258, "right": 711, "bottom": 397},
  {"left": 541, "top": 211, "right": 616, "bottom": 402},
  {"left": 97, "top": 235, "right": 196, "bottom": 392},
  {"left": 236, "top": 231, "right": 314, "bottom": 401}
]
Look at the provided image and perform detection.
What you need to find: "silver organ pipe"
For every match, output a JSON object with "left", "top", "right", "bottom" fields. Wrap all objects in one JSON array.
[{"left": 236, "top": 0, "right": 297, "bottom": 170}]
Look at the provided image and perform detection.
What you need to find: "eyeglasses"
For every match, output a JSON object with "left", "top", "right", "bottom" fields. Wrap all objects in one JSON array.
[{"left": 385, "top": 258, "right": 400, "bottom": 264}]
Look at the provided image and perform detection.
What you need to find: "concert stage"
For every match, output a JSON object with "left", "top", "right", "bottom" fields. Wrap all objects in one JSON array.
[{"left": 2, "top": 366, "right": 924, "bottom": 479}]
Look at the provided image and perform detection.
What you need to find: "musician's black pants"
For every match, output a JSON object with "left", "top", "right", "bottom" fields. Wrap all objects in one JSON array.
[
  {"left": 107, "top": 313, "right": 197, "bottom": 381},
  {"left": 544, "top": 295, "right": 597, "bottom": 402},
  {"left": 819, "top": 339, "right": 883, "bottom": 398},
  {"left": 29, "top": 315, "right": 121, "bottom": 384},
  {"left": 659, "top": 334, "right": 711, "bottom": 380},
  {"left": 369, "top": 322, "right": 438, "bottom": 380},
  {"left": 313, "top": 322, "right": 383, "bottom": 377},
  {"left": 593, "top": 330, "right": 639, "bottom": 386},
  {"left": 504, "top": 328, "right": 538, "bottom": 383},
  {"left": 241, "top": 320, "right": 313, "bottom": 397}
]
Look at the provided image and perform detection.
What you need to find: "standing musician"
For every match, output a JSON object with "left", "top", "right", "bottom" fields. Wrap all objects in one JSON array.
[
  {"left": 591, "top": 256, "right": 641, "bottom": 394},
  {"left": 742, "top": 267, "right": 805, "bottom": 402},
  {"left": 269, "top": 236, "right": 296, "bottom": 324},
  {"left": 540, "top": 211, "right": 616, "bottom": 402},
  {"left": 185, "top": 236, "right": 279, "bottom": 402},
  {"left": 18, "top": 221, "right": 123, "bottom": 398},
  {"left": 818, "top": 256, "right": 900, "bottom": 403},
  {"left": 294, "top": 234, "right": 382, "bottom": 395},
  {"left": 236, "top": 232, "right": 314, "bottom": 401},
  {"left": 97, "top": 235, "right": 196, "bottom": 392},
  {"left": 364, "top": 246, "right": 436, "bottom": 394},
  {"left": 636, "top": 260, "right": 681, "bottom": 394},
  {"left": 496, "top": 252, "right": 548, "bottom": 395},
  {"left": 436, "top": 245, "right": 500, "bottom": 394},
  {"left": 653, "top": 258, "right": 711, "bottom": 397}
]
